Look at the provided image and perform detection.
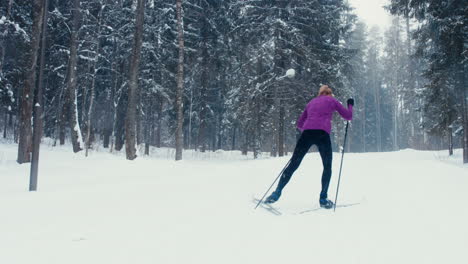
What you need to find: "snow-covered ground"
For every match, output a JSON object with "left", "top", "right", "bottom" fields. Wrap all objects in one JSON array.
[{"left": 1, "top": 141, "right": 467, "bottom": 264}]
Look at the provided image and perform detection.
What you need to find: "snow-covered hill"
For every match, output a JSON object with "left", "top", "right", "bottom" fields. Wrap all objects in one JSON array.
[{"left": 1, "top": 143, "right": 467, "bottom": 264}]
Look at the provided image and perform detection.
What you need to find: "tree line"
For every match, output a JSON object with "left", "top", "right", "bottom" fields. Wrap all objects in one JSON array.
[{"left": 0, "top": 0, "right": 466, "bottom": 163}]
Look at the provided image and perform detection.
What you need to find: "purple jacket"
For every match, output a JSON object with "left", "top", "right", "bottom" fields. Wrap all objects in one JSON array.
[{"left": 297, "top": 95, "right": 353, "bottom": 134}]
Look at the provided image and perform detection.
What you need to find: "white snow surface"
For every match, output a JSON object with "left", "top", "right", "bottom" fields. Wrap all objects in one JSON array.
[{"left": 0, "top": 142, "right": 467, "bottom": 264}]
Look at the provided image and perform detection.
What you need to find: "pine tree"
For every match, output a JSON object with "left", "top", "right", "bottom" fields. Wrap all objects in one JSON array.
[{"left": 388, "top": 0, "right": 468, "bottom": 163}]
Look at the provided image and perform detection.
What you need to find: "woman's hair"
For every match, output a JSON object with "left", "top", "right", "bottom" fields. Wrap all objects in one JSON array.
[{"left": 318, "top": 85, "right": 333, "bottom": 96}]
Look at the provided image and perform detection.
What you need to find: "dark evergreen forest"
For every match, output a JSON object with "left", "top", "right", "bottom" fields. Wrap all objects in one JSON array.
[{"left": 0, "top": 0, "right": 466, "bottom": 163}]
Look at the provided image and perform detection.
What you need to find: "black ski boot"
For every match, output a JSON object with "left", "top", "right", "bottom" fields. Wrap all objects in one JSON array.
[
  {"left": 319, "top": 198, "right": 334, "bottom": 209},
  {"left": 264, "top": 190, "right": 282, "bottom": 204}
]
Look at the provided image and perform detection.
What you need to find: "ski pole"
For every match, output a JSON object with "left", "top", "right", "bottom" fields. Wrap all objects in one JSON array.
[
  {"left": 334, "top": 121, "right": 349, "bottom": 212},
  {"left": 254, "top": 158, "right": 292, "bottom": 209}
]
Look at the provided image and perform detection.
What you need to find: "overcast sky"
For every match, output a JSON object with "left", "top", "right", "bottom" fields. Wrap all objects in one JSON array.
[{"left": 348, "top": 0, "right": 392, "bottom": 30}]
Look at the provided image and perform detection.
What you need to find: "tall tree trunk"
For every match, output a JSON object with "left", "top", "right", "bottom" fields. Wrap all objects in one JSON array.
[
  {"left": 460, "top": 63, "right": 468, "bottom": 163},
  {"left": 393, "top": 88, "right": 399, "bottom": 151},
  {"left": 108, "top": 39, "right": 119, "bottom": 151},
  {"left": 59, "top": 96, "right": 67, "bottom": 145},
  {"left": 197, "top": 110, "right": 207, "bottom": 152},
  {"left": 144, "top": 116, "right": 150, "bottom": 155},
  {"left": 271, "top": 82, "right": 279, "bottom": 157},
  {"left": 53, "top": 68, "right": 67, "bottom": 146},
  {"left": 144, "top": 97, "right": 153, "bottom": 156},
  {"left": 210, "top": 124, "right": 216, "bottom": 152},
  {"left": 231, "top": 125, "right": 236, "bottom": 151},
  {"left": 242, "top": 129, "right": 248, "bottom": 155},
  {"left": 114, "top": 95, "right": 126, "bottom": 151},
  {"left": 81, "top": 61, "right": 91, "bottom": 127},
  {"left": 155, "top": 97, "right": 162, "bottom": 148},
  {"left": 188, "top": 81, "right": 193, "bottom": 149},
  {"left": 17, "top": 0, "right": 45, "bottom": 164},
  {"left": 3, "top": 111, "right": 7, "bottom": 138},
  {"left": 375, "top": 80, "right": 382, "bottom": 152},
  {"left": 114, "top": 59, "right": 126, "bottom": 152},
  {"left": 279, "top": 103, "right": 285, "bottom": 157},
  {"left": 448, "top": 127, "right": 453, "bottom": 156},
  {"left": 125, "top": 0, "right": 145, "bottom": 160},
  {"left": 175, "top": 0, "right": 185, "bottom": 161},
  {"left": 103, "top": 129, "right": 110, "bottom": 148},
  {"left": 30, "top": 0, "right": 48, "bottom": 191},
  {"left": 217, "top": 113, "right": 223, "bottom": 150},
  {"left": 85, "top": 7, "right": 103, "bottom": 157},
  {"left": 253, "top": 101, "right": 261, "bottom": 159},
  {"left": 362, "top": 92, "right": 366, "bottom": 152},
  {"left": 65, "top": 0, "right": 83, "bottom": 153},
  {"left": 56, "top": 64, "right": 68, "bottom": 146},
  {"left": 197, "top": 45, "right": 208, "bottom": 152},
  {"left": 405, "top": 7, "right": 418, "bottom": 148}
]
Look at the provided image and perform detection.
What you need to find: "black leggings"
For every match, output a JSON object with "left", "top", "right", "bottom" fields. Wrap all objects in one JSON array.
[{"left": 275, "top": 129, "right": 333, "bottom": 199}]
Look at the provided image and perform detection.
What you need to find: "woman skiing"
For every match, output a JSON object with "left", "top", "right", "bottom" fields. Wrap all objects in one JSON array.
[{"left": 264, "top": 85, "right": 354, "bottom": 209}]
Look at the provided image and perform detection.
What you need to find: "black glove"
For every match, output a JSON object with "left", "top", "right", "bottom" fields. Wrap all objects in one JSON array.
[{"left": 347, "top": 98, "right": 354, "bottom": 106}]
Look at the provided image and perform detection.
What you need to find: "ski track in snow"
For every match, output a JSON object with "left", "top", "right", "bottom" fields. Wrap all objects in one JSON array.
[{"left": 0, "top": 142, "right": 467, "bottom": 264}]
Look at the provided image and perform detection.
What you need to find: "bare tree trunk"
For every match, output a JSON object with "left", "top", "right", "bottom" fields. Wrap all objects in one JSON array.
[
  {"left": 393, "top": 88, "right": 399, "bottom": 151},
  {"left": 103, "top": 129, "right": 110, "bottom": 148},
  {"left": 144, "top": 112, "right": 150, "bottom": 156},
  {"left": 242, "top": 130, "right": 248, "bottom": 155},
  {"left": 175, "top": 0, "right": 185, "bottom": 161},
  {"left": 405, "top": 8, "right": 418, "bottom": 147},
  {"left": 448, "top": 126, "right": 453, "bottom": 156},
  {"left": 217, "top": 113, "right": 223, "bottom": 150},
  {"left": 65, "top": 0, "right": 83, "bottom": 153},
  {"left": 125, "top": 0, "right": 145, "bottom": 160},
  {"left": 155, "top": 97, "right": 162, "bottom": 148},
  {"left": 253, "top": 101, "right": 261, "bottom": 159},
  {"left": 81, "top": 61, "right": 91, "bottom": 127},
  {"left": 459, "top": 63, "right": 468, "bottom": 163},
  {"left": 197, "top": 113, "right": 207, "bottom": 152},
  {"left": 197, "top": 48, "right": 208, "bottom": 152},
  {"left": 375, "top": 80, "right": 382, "bottom": 152},
  {"left": 144, "top": 96, "right": 153, "bottom": 156},
  {"left": 59, "top": 97, "right": 67, "bottom": 145},
  {"left": 231, "top": 125, "right": 236, "bottom": 151},
  {"left": 85, "top": 7, "right": 103, "bottom": 157},
  {"left": 56, "top": 65, "right": 68, "bottom": 146},
  {"left": 52, "top": 68, "right": 66, "bottom": 146},
  {"left": 108, "top": 39, "right": 119, "bottom": 151},
  {"left": 30, "top": 0, "right": 48, "bottom": 191},
  {"left": 136, "top": 104, "right": 142, "bottom": 145},
  {"left": 271, "top": 83, "right": 279, "bottom": 157},
  {"left": 114, "top": 97, "right": 125, "bottom": 151},
  {"left": 114, "top": 60, "right": 126, "bottom": 152},
  {"left": 279, "top": 103, "right": 285, "bottom": 157},
  {"left": 362, "top": 92, "right": 366, "bottom": 152},
  {"left": 17, "top": 0, "right": 45, "bottom": 164},
  {"left": 3, "top": 113, "right": 6, "bottom": 138}
]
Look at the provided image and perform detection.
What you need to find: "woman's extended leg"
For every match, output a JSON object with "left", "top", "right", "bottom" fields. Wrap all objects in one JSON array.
[
  {"left": 317, "top": 133, "right": 333, "bottom": 201},
  {"left": 265, "top": 131, "right": 314, "bottom": 203}
]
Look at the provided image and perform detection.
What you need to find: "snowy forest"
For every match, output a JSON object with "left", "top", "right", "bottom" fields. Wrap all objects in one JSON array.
[{"left": 0, "top": 0, "right": 467, "bottom": 163}]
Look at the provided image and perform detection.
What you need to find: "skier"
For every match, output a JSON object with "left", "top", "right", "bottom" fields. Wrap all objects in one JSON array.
[{"left": 264, "top": 85, "right": 354, "bottom": 209}]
